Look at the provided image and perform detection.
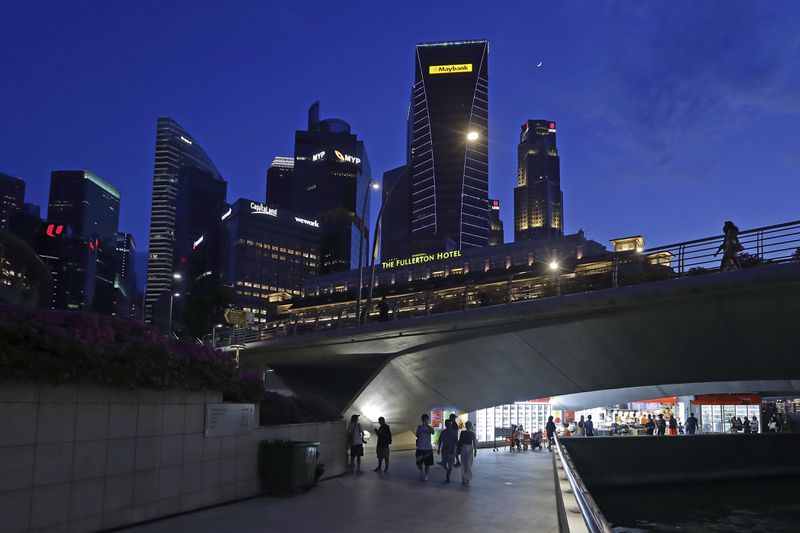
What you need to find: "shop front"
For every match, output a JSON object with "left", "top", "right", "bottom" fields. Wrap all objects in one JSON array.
[{"left": 692, "top": 394, "right": 761, "bottom": 433}]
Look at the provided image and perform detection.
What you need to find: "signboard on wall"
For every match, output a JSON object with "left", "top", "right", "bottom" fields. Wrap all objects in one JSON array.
[{"left": 204, "top": 403, "right": 256, "bottom": 437}]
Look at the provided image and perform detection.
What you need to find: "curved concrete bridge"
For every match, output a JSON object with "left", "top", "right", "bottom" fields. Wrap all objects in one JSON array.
[{"left": 239, "top": 263, "right": 800, "bottom": 431}]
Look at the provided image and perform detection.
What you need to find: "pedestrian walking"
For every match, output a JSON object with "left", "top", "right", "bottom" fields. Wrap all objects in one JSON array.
[
  {"left": 584, "top": 415, "right": 594, "bottom": 437},
  {"left": 743, "top": 417, "right": 751, "bottom": 434},
  {"left": 415, "top": 414, "right": 435, "bottom": 481},
  {"left": 457, "top": 421, "right": 478, "bottom": 485},
  {"left": 685, "top": 412, "right": 699, "bottom": 435},
  {"left": 751, "top": 415, "right": 759, "bottom": 433},
  {"left": 656, "top": 414, "right": 666, "bottom": 436},
  {"left": 373, "top": 416, "right": 392, "bottom": 472},
  {"left": 437, "top": 420, "right": 459, "bottom": 483},
  {"left": 545, "top": 416, "right": 557, "bottom": 449},
  {"left": 715, "top": 220, "right": 743, "bottom": 272},
  {"left": 346, "top": 414, "right": 364, "bottom": 474},
  {"left": 668, "top": 415, "right": 678, "bottom": 436},
  {"left": 577, "top": 415, "right": 585, "bottom": 437},
  {"left": 378, "top": 297, "right": 390, "bottom": 322},
  {"left": 448, "top": 413, "right": 461, "bottom": 466}
]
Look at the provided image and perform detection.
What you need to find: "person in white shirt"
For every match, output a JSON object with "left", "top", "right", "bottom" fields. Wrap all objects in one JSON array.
[
  {"left": 346, "top": 414, "right": 364, "bottom": 474},
  {"left": 415, "top": 414, "right": 435, "bottom": 481}
]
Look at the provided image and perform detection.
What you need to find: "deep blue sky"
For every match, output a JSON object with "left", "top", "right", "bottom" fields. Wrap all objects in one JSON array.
[{"left": 1, "top": 1, "right": 798, "bottom": 254}]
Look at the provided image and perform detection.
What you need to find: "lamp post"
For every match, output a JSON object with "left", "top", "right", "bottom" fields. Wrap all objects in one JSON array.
[
  {"left": 363, "top": 131, "right": 480, "bottom": 323},
  {"left": 167, "top": 273, "right": 182, "bottom": 336},
  {"left": 549, "top": 261, "right": 561, "bottom": 297},
  {"left": 211, "top": 323, "right": 224, "bottom": 348},
  {"left": 355, "top": 179, "right": 380, "bottom": 324}
]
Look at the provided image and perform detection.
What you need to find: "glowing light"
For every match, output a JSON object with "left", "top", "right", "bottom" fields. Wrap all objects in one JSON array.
[
  {"left": 467, "top": 131, "right": 480, "bottom": 141},
  {"left": 173, "top": 292, "right": 181, "bottom": 298},
  {"left": 179, "top": 136, "right": 193, "bottom": 145},
  {"left": 549, "top": 261, "right": 559, "bottom": 271},
  {"left": 192, "top": 235, "right": 204, "bottom": 249},
  {"left": 371, "top": 182, "right": 380, "bottom": 190},
  {"left": 221, "top": 207, "right": 232, "bottom": 221},
  {"left": 173, "top": 273, "right": 182, "bottom": 280}
]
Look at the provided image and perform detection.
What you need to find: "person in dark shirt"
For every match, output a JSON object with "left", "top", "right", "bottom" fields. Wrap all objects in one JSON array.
[
  {"left": 584, "top": 415, "right": 594, "bottom": 437},
  {"left": 437, "top": 420, "right": 459, "bottom": 483},
  {"left": 378, "top": 297, "right": 390, "bottom": 322},
  {"left": 685, "top": 412, "right": 698, "bottom": 435},
  {"left": 645, "top": 415, "right": 655, "bottom": 435},
  {"left": 448, "top": 413, "right": 461, "bottom": 466},
  {"left": 545, "top": 416, "right": 557, "bottom": 449},
  {"left": 457, "top": 421, "right": 478, "bottom": 484},
  {"left": 656, "top": 414, "right": 667, "bottom": 436},
  {"left": 373, "top": 417, "right": 392, "bottom": 472}
]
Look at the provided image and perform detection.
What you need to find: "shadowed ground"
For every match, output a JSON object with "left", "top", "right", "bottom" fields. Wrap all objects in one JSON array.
[{"left": 124, "top": 449, "right": 558, "bottom": 533}]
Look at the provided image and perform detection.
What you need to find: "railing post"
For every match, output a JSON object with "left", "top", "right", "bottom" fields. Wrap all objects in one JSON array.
[
  {"left": 462, "top": 283, "right": 469, "bottom": 310},
  {"left": 425, "top": 291, "right": 432, "bottom": 316},
  {"left": 392, "top": 299, "right": 399, "bottom": 321},
  {"left": 506, "top": 273, "right": 513, "bottom": 303},
  {"left": 336, "top": 309, "right": 343, "bottom": 329}
]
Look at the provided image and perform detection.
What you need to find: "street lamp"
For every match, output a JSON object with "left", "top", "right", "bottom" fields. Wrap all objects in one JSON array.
[
  {"left": 168, "top": 292, "right": 180, "bottom": 335},
  {"left": 173, "top": 273, "right": 182, "bottom": 280},
  {"left": 467, "top": 131, "right": 480, "bottom": 141},
  {"left": 356, "top": 178, "right": 380, "bottom": 323},
  {"left": 211, "top": 323, "right": 224, "bottom": 348},
  {"left": 548, "top": 261, "right": 562, "bottom": 296}
]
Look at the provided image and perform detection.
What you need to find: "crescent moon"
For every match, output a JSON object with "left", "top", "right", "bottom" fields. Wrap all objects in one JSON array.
[{"left": 536, "top": 61, "right": 543, "bottom": 68}]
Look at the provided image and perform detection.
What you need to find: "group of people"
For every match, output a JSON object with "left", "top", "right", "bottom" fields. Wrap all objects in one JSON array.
[
  {"left": 345, "top": 412, "right": 479, "bottom": 484},
  {"left": 729, "top": 415, "right": 761, "bottom": 433}
]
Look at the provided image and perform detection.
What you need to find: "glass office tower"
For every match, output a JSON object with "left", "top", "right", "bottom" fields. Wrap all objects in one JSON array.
[
  {"left": 48, "top": 170, "right": 120, "bottom": 241},
  {"left": 409, "top": 40, "right": 489, "bottom": 253},
  {"left": 144, "top": 117, "right": 225, "bottom": 323},
  {"left": 514, "top": 120, "right": 563, "bottom": 241}
]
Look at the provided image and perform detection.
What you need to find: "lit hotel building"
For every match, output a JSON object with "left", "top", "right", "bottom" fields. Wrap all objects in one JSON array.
[
  {"left": 144, "top": 117, "right": 226, "bottom": 323},
  {"left": 514, "top": 120, "right": 563, "bottom": 241},
  {"left": 407, "top": 40, "right": 490, "bottom": 253},
  {"left": 221, "top": 199, "right": 321, "bottom": 322}
]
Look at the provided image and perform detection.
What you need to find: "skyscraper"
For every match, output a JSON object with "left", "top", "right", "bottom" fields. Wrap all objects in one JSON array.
[
  {"left": 488, "top": 199, "right": 504, "bottom": 246},
  {"left": 144, "top": 117, "right": 225, "bottom": 323},
  {"left": 379, "top": 164, "right": 411, "bottom": 261},
  {"left": 0, "top": 173, "right": 25, "bottom": 230},
  {"left": 48, "top": 170, "right": 120, "bottom": 240},
  {"left": 409, "top": 40, "right": 489, "bottom": 253},
  {"left": 292, "top": 102, "right": 370, "bottom": 274},
  {"left": 266, "top": 156, "right": 294, "bottom": 206},
  {"left": 514, "top": 120, "right": 563, "bottom": 241},
  {"left": 114, "top": 232, "right": 138, "bottom": 317}
]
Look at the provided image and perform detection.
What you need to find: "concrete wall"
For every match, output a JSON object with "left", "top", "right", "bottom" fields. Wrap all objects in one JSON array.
[
  {"left": 560, "top": 434, "right": 800, "bottom": 489},
  {"left": 0, "top": 382, "right": 346, "bottom": 533}
]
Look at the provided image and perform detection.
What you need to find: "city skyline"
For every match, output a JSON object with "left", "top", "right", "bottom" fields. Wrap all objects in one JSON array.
[{"left": 1, "top": 2, "right": 799, "bottom": 257}]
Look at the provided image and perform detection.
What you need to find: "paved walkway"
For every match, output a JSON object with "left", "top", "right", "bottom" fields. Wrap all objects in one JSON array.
[{"left": 126, "top": 448, "right": 558, "bottom": 533}]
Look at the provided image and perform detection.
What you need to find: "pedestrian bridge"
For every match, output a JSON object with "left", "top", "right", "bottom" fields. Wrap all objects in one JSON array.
[{"left": 238, "top": 263, "right": 800, "bottom": 431}]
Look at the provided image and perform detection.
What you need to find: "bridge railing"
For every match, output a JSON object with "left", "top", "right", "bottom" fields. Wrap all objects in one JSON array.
[
  {"left": 214, "top": 220, "right": 800, "bottom": 347},
  {"left": 553, "top": 435, "right": 613, "bottom": 533}
]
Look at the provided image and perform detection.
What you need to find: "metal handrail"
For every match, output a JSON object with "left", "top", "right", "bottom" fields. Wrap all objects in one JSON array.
[
  {"left": 215, "top": 219, "right": 800, "bottom": 347},
  {"left": 553, "top": 435, "right": 612, "bottom": 533}
]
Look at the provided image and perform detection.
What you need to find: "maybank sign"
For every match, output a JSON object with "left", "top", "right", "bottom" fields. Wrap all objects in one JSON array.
[
  {"left": 381, "top": 250, "right": 462, "bottom": 269},
  {"left": 428, "top": 63, "right": 473, "bottom": 75}
]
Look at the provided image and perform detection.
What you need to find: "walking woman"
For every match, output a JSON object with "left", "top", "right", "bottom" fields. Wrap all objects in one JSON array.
[
  {"left": 715, "top": 220, "right": 743, "bottom": 272},
  {"left": 457, "top": 421, "right": 478, "bottom": 485}
]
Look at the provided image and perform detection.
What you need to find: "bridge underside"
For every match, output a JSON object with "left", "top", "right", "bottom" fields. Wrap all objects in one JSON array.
[{"left": 241, "top": 264, "right": 800, "bottom": 431}]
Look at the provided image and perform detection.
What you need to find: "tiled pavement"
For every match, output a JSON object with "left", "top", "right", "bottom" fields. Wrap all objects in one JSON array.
[{"left": 125, "top": 448, "right": 559, "bottom": 533}]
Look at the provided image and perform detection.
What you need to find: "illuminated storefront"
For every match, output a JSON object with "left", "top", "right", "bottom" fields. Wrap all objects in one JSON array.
[
  {"left": 692, "top": 394, "right": 761, "bottom": 433},
  {"left": 470, "top": 400, "right": 551, "bottom": 444}
]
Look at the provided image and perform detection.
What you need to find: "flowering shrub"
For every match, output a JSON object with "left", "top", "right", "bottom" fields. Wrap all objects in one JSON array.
[
  {"left": 0, "top": 305, "right": 263, "bottom": 402},
  {"left": 259, "top": 391, "right": 342, "bottom": 425}
]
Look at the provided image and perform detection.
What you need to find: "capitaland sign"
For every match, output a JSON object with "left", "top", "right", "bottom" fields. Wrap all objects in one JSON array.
[
  {"left": 381, "top": 250, "right": 462, "bottom": 269},
  {"left": 250, "top": 202, "right": 277, "bottom": 217},
  {"left": 334, "top": 150, "right": 361, "bottom": 165},
  {"left": 294, "top": 216, "right": 319, "bottom": 228},
  {"left": 428, "top": 63, "right": 473, "bottom": 75}
]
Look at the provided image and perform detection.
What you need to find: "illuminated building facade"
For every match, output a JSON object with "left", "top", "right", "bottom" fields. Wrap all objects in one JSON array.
[
  {"left": 144, "top": 117, "right": 225, "bottom": 323},
  {"left": 0, "top": 173, "right": 25, "bottom": 230},
  {"left": 265, "top": 156, "right": 294, "bottom": 207},
  {"left": 292, "top": 102, "right": 370, "bottom": 274},
  {"left": 409, "top": 40, "right": 489, "bottom": 253},
  {"left": 488, "top": 199, "right": 503, "bottom": 246},
  {"left": 514, "top": 120, "right": 563, "bottom": 241},
  {"left": 222, "top": 198, "right": 321, "bottom": 322},
  {"left": 48, "top": 170, "right": 120, "bottom": 241}
]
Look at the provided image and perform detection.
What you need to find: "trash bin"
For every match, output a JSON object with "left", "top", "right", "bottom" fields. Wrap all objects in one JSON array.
[{"left": 259, "top": 440, "right": 319, "bottom": 494}]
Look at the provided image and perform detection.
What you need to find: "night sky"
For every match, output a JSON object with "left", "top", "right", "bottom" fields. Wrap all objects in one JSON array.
[{"left": 2, "top": 1, "right": 798, "bottom": 263}]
